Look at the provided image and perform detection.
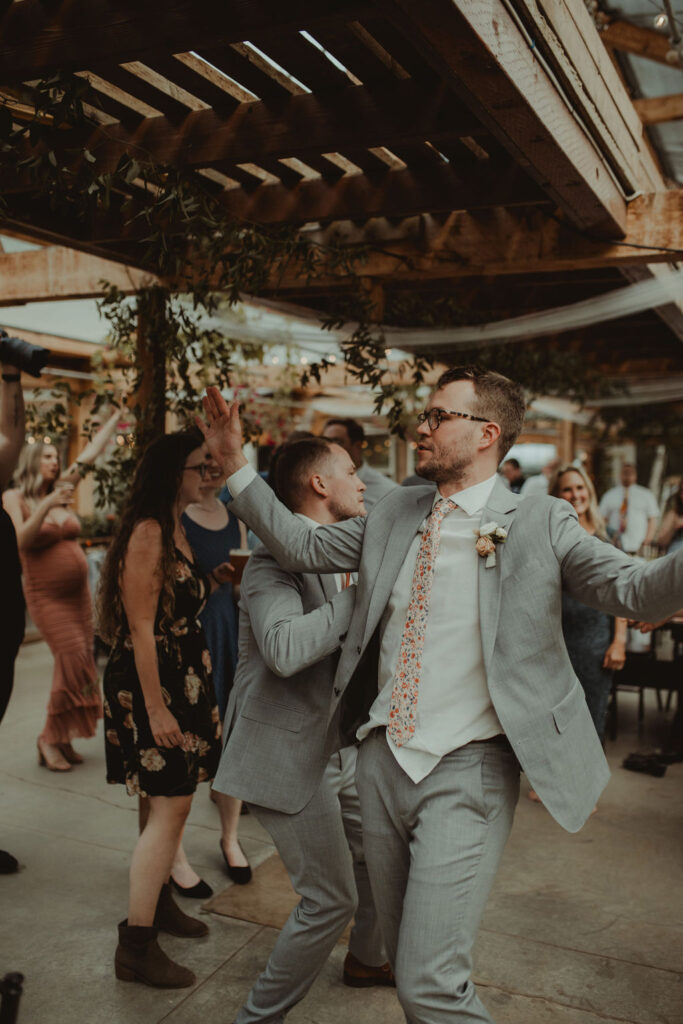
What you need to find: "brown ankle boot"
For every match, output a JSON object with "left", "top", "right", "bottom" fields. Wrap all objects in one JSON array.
[
  {"left": 115, "top": 920, "right": 195, "bottom": 988},
  {"left": 154, "top": 883, "right": 209, "bottom": 938}
]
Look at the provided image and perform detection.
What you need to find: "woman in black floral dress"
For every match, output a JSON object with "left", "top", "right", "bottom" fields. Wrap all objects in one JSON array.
[{"left": 98, "top": 428, "right": 233, "bottom": 989}]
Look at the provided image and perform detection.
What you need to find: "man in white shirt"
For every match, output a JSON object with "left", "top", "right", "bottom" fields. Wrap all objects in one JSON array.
[
  {"left": 599, "top": 463, "right": 659, "bottom": 554},
  {"left": 199, "top": 368, "right": 683, "bottom": 1023},
  {"left": 322, "top": 417, "right": 398, "bottom": 510}
]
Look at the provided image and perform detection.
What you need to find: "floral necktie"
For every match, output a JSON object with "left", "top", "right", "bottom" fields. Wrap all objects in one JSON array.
[{"left": 387, "top": 497, "right": 458, "bottom": 747}]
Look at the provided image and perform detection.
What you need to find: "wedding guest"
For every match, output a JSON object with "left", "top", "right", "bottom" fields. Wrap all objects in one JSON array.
[
  {"left": 599, "top": 463, "right": 659, "bottom": 554},
  {"left": 213, "top": 437, "right": 391, "bottom": 1023},
  {"left": 180, "top": 454, "right": 251, "bottom": 891},
  {"left": 0, "top": 356, "right": 27, "bottom": 874},
  {"left": 97, "top": 429, "right": 226, "bottom": 988},
  {"left": 200, "top": 367, "right": 683, "bottom": 1024},
  {"left": 527, "top": 465, "right": 627, "bottom": 805},
  {"left": 3, "top": 409, "right": 120, "bottom": 771},
  {"left": 322, "top": 417, "right": 397, "bottom": 509},
  {"left": 656, "top": 479, "right": 683, "bottom": 554},
  {"left": 519, "top": 456, "right": 560, "bottom": 498},
  {"left": 501, "top": 457, "right": 525, "bottom": 493}
]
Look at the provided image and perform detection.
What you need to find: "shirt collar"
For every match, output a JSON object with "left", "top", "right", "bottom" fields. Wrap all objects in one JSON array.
[{"left": 432, "top": 474, "right": 499, "bottom": 516}]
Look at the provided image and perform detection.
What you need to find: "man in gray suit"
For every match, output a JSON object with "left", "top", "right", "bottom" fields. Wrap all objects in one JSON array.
[
  {"left": 322, "top": 417, "right": 397, "bottom": 510},
  {"left": 199, "top": 366, "right": 683, "bottom": 1023},
  {"left": 212, "top": 437, "right": 392, "bottom": 1024}
]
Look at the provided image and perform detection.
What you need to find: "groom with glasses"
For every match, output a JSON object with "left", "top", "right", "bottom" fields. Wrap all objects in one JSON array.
[{"left": 199, "top": 365, "right": 683, "bottom": 1023}]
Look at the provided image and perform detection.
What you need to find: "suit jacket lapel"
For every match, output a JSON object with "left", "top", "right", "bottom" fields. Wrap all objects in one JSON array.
[
  {"left": 362, "top": 487, "right": 436, "bottom": 647},
  {"left": 478, "top": 478, "right": 519, "bottom": 671}
]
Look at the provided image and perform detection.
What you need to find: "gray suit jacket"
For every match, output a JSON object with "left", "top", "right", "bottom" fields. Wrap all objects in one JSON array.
[
  {"left": 357, "top": 462, "right": 398, "bottom": 511},
  {"left": 212, "top": 544, "right": 355, "bottom": 814},
  {"left": 230, "top": 475, "right": 683, "bottom": 832}
]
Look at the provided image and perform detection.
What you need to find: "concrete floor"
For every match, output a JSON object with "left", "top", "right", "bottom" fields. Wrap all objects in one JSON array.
[{"left": 1, "top": 640, "right": 682, "bottom": 1024}]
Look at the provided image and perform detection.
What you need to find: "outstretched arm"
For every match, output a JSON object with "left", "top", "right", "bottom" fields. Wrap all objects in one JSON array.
[{"left": 60, "top": 408, "right": 122, "bottom": 486}]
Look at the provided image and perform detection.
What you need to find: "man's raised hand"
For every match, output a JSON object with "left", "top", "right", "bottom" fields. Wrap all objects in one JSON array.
[{"left": 196, "top": 386, "right": 248, "bottom": 477}]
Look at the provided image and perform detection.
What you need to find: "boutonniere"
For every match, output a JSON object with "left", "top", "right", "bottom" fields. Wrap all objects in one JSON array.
[{"left": 474, "top": 521, "right": 507, "bottom": 568}]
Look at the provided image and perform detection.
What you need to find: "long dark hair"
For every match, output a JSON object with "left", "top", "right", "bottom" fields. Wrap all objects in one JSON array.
[{"left": 97, "top": 428, "right": 203, "bottom": 643}]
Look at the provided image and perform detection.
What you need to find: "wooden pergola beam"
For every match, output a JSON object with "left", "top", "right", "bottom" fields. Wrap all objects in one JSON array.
[
  {"left": 374, "top": 0, "right": 629, "bottom": 236},
  {"left": 0, "top": 246, "right": 161, "bottom": 306},
  {"left": 601, "top": 19, "right": 678, "bottom": 68},
  {"left": 3, "top": 192, "right": 680, "bottom": 299},
  {"left": 65, "top": 79, "right": 484, "bottom": 177},
  {"left": 0, "top": 0, "right": 364, "bottom": 83},
  {"left": 633, "top": 94, "right": 683, "bottom": 126}
]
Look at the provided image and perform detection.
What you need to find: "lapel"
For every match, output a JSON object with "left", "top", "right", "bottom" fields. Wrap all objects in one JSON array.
[
  {"left": 478, "top": 477, "right": 519, "bottom": 671},
  {"left": 362, "top": 487, "right": 436, "bottom": 647}
]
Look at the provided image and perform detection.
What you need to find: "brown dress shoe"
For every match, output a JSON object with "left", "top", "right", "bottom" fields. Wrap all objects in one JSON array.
[
  {"left": 343, "top": 951, "right": 395, "bottom": 988},
  {"left": 115, "top": 921, "right": 195, "bottom": 988}
]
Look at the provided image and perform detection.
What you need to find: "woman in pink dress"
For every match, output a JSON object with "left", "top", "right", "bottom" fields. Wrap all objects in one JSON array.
[{"left": 3, "top": 410, "right": 120, "bottom": 771}]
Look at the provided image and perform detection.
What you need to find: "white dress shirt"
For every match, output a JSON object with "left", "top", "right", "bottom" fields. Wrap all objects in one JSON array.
[
  {"left": 228, "top": 465, "right": 503, "bottom": 782},
  {"left": 598, "top": 483, "right": 659, "bottom": 553},
  {"left": 357, "top": 474, "right": 503, "bottom": 783}
]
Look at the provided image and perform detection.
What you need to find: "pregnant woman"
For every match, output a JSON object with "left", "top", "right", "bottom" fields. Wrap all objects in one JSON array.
[{"left": 3, "top": 410, "right": 120, "bottom": 771}]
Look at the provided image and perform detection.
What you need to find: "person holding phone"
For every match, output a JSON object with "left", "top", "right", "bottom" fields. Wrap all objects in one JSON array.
[{"left": 2, "top": 409, "right": 120, "bottom": 771}]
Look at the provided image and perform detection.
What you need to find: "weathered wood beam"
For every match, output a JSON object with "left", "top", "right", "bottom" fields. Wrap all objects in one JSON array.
[
  {"left": 213, "top": 163, "right": 547, "bottom": 223},
  {"left": 0, "top": 0, "right": 364, "bottom": 84},
  {"left": 633, "top": 94, "right": 683, "bottom": 126},
  {"left": 374, "top": 0, "right": 629, "bottom": 236},
  {"left": 0, "top": 246, "right": 161, "bottom": 305},
  {"left": 601, "top": 19, "right": 679, "bottom": 68},
  {"left": 43, "top": 79, "right": 482, "bottom": 179},
  {"left": 2, "top": 193, "right": 681, "bottom": 295}
]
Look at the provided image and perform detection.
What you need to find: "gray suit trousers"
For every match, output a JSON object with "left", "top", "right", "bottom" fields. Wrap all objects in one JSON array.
[
  {"left": 356, "top": 731, "right": 520, "bottom": 1024},
  {"left": 235, "top": 746, "right": 385, "bottom": 1024}
]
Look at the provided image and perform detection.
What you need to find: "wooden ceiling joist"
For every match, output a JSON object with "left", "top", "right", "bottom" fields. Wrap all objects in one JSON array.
[
  {"left": 0, "top": 0, "right": 365, "bottom": 84},
  {"left": 601, "top": 19, "right": 678, "bottom": 68},
  {"left": 633, "top": 94, "right": 683, "bottom": 127},
  {"left": 0, "top": 246, "right": 161, "bottom": 306},
  {"left": 60, "top": 79, "right": 483, "bottom": 179},
  {"left": 374, "top": 0, "right": 631, "bottom": 236}
]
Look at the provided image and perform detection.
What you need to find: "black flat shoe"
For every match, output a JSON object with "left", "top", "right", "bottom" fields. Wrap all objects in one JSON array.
[
  {"left": 0, "top": 850, "right": 19, "bottom": 874},
  {"left": 169, "top": 876, "right": 213, "bottom": 900},
  {"left": 219, "top": 840, "right": 252, "bottom": 885}
]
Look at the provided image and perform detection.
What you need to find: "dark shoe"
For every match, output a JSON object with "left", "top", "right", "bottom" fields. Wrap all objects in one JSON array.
[
  {"left": 154, "top": 883, "right": 209, "bottom": 937},
  {"left": 343, "top": 951, "right": 395, "bottom": 988},
  {"left": 622, "top": 753, "right": 667, "bottom": 777},
  {"left": 170, "top": 876, "right": 213, "bottom": 900},
  {"left": 219, "top": 840, "right": 252, "bottom": 885},
  {"left": 115, "top": 920, "right": 195, "bottom": 988},
  {"left": 0, "top": 850, "right": 19, "bottom": 874}
]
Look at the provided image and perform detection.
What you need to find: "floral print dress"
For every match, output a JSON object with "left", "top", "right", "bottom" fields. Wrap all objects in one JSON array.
[{"left": 103, "top": 549, "right": 222, "bottom": 797}]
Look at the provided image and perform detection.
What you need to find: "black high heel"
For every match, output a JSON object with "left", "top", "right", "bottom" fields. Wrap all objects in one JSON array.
[
  {"left": 169, "top": 876, "right": 213, "bottom": 900},
  {"left": 219, "top": 840, "right": 252, "bottom": 885}
]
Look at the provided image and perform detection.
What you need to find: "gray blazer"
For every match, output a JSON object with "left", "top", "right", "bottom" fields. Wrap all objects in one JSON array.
[
  {"left": 230, "top": 475, "right": 683, "bottom": 832},
  {"left": 212, "top": 544, "right": 355, "bottom": 814}
]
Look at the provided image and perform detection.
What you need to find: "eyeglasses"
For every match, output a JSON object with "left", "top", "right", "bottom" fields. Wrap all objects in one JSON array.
[
  {"left": 183, "top": 462, "right": 209, "bottom": 479},
  {"left": 417, "top": 408, "right": 490, "bottom": 432}
]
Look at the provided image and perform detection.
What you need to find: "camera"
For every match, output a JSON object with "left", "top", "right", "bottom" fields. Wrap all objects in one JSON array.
[{"left": 0, "top": 329, "right": 49, "bottom": 377}]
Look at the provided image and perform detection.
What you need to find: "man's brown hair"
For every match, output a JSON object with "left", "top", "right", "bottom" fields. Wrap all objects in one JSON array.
[
  {"left": 271, "top": 437, "right": 335, "bottom": 512},
  {"left": 435, "top": 365, "right": 526, "bottom": 459}
]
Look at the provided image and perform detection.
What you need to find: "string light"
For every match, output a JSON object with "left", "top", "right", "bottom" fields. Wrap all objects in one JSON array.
[{"left": 654, "top": 12, "right": 668, "bottom": 28}]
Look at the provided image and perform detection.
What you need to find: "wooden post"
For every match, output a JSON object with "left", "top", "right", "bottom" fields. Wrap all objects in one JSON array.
[
  {"left": 134, "top": 287, "right": 168, "bottom": 451},
  {"left": 558, "top": 420, "right": 576, "bottom": 463}
]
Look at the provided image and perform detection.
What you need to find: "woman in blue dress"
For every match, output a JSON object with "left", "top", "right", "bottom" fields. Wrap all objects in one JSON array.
[{"left": 177, "top": 457, "right": 251, "bottom": 887}]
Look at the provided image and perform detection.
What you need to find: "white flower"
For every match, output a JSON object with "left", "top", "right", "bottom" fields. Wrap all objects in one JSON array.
[
  {"left": 479, "top": 521, "right": 498, "bottom": 536},
  {"left": 495, "top": 527, "right": 508, "bottom": 540},
  {"left": 140, "top": 748, "right": 166, "bottom": 772}
]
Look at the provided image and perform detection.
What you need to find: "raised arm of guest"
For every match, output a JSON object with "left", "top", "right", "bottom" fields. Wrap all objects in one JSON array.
[{"left": 60, "top": 407, "right": 121, "bottom": 485}]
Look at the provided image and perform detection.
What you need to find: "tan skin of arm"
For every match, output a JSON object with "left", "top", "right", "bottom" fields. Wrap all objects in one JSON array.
[
  {"left": 603, "top": 616, "right": 628, "bottom": 671},
  {"left": 121, "top": 520, "right": 185, "bottom": 749},
  {"left": 2, "top": 483, "right": 75, "bottom": 550},
  {"left": 59, "top": 408, "right": 121, "bottom": 487}
]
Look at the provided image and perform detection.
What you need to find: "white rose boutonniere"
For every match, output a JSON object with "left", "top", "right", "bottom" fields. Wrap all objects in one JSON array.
[{"left": 474, "top": 522, "right": 508, "bottom": 568}]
